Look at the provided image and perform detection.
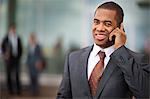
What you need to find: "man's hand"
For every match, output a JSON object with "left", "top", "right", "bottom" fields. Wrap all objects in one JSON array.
[
  {"left": 3, "top": 52, "right": 10, "bottom": 60},
  {"left": 109, "top": 23, "right": 126, "bottom": 49},
  {"left": 36, "top": 60, "right": 44, "bottom": 71}
]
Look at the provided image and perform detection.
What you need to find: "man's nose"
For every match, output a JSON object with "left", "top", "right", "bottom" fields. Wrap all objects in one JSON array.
[{"left": 96, "top": 23, "right": 105, "bottom": 31}]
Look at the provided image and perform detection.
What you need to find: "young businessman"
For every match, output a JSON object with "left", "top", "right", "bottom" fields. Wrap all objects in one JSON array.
[
  {"left": 1, "top": 24, "right": 23, "bottom": 94},
  {"left": 57, "top": 1, "right": 149, "bottom": 99}
]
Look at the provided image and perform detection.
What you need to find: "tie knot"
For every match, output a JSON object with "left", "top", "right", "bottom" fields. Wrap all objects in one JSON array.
[{"left": 98, "top": 51, "right": 106, "bottom": 59}]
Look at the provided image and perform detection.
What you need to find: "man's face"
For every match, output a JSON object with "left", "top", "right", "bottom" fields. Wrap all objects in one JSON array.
[
  {"left": 9, "top": 27, "right": 16, "bottom": 35},
  {"left": 92, "top": 8, "right": 118, "bottom": 48}
]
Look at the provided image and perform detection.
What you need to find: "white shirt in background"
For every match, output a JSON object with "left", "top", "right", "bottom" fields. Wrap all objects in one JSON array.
[{"left": 8, "top": 32, "right": 18, "bottom": 56}]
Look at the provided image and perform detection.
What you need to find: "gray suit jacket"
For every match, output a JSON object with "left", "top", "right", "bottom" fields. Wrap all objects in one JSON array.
[{"left": 57, "top": 45, "right": 149, "bottom": 99}]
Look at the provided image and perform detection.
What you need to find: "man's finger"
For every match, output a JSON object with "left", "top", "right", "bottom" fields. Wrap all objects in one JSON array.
[
  {"left": 120, "top": 23, "right": 123, "bottom": 30},
  {"left": 116, "top": 25, "right": 125, "bottom": 35},
  {"left": 120, "top": 23, "right": 125, "bottom": 33}
]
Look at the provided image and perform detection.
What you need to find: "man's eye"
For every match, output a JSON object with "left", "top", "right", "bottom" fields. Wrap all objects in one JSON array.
[
  {"left": 93, "top": 20, "right": 99, "bottom": 24},
  {"left": 105, "top": 22, "right": 111, "bottom": 27}
]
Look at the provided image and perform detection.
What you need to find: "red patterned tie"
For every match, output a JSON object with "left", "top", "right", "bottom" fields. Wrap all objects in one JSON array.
[{"left": 89, "top": 51, "right": 106, "bottom": 96}]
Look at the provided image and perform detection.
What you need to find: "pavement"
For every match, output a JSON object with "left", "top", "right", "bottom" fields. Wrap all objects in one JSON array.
[{"left": 0, "top": 73, "right": 62, "bottom": 99}]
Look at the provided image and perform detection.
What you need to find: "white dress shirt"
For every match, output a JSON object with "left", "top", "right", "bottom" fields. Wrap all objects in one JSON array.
[
  {"left": 88, "top": 43, "right": 115, "bottom": 80},
  {"left": 9, "top": 32, "right": 18, "bottom": 56}
]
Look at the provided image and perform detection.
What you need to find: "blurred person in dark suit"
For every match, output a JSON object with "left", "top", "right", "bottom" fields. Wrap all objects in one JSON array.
[
  {"left": 26, "top": 33, "right": 44, "bottom": 95},
  {"left": 1, "top": 23, "right": 23, "bottom": 94},
  {"left": 144, "top": 36, "right": 150, "bottom": 54},
  {"left": 0, "top": 42, "right": 2, "bottom": 55},
  {"left": 57, "top": 1, "right": 149, "bottom": 99}
]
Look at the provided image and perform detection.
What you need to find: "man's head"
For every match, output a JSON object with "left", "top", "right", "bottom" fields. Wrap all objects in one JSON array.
[
  {"left": 9, "top": 23, "right": 16, "bottom": 35},
  {"left": 92, "top": 1, "right": 124, "bottom": 48},
  {"left": 29, "top": 33, "right": 37, "bottom": 45},
  {"left": 96, "top": 1, "right": 124, "bottom": 26}
]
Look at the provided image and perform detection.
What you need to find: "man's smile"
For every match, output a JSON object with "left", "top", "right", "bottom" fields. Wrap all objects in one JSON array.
[{"left": 95, "top": 33, "right": 107, "bottom": 41}]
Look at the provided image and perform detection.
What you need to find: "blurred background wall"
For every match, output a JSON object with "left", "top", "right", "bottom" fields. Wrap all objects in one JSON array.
[{"left": 0, "top": 0, "right": 150, "bottom": 98}]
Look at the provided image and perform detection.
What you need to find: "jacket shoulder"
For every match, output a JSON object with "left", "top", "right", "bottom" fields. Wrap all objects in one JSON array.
[
  {"left": 126, "top": 48, "right": 149, "bottom": 64},
  {"left": 111, "top": 46, "right": 149, "bottom": 64},
  {"left": 69, "top": 46, "right": 92, "bottom": 58}
]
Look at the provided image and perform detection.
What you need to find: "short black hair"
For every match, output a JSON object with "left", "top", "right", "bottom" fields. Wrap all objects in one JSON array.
[{"left": 95, "top": 1, "right": 124, "bottom": 26}]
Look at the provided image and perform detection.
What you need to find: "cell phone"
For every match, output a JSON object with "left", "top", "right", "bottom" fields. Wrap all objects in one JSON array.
[
  {"left": 110, "top": 35, "right": 116, "bottom": 45},
  {"left": 109, "top": 28, "right": 117, "bottom": 45}
]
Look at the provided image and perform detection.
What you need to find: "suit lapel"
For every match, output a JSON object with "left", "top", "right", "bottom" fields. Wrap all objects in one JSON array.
[
  {"left": 95, "top": 58, "right": 117, "bottom": 98},
  {"left": 79, "top": 46, "right": 93, "bottom": 97}
]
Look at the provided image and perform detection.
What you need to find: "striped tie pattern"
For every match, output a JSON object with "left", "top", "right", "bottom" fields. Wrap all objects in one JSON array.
[{"left": 89, "top": 51, "right": 106, "bottom": 96}]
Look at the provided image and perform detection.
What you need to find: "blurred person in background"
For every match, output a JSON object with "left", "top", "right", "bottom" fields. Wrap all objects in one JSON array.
[
  {"left": 1, "top": 23, "right": 23, "bottom": 95},
  {"left": 144, "top": 35, "right": 150, "bottom": 61},
  {"left": 57, "top": 1, "right": 149, "bottom": 99},
  {"left": 0, "top": 42, "right": 2, "bottom": 56},
  {"left": 52, "top": 37, "right": 64, "bottom": 73},
  {"left": 26, "top": 33, "right": 45, "bottom": 95}
]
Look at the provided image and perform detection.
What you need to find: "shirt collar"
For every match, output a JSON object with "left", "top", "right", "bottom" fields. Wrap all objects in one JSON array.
[{"left": 92, "top": 43, "right": 115, "bottom": 57}]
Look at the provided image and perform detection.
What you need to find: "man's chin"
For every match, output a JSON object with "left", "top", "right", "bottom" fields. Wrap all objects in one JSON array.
[
  {"left": 95, "top": 39, "right": 106, "bottom": 45},
  {"left": 95, "top": 40, "right": 114, "bottom": 48}
]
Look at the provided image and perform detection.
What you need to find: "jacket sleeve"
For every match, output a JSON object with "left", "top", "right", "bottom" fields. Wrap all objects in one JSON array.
[
  {"left": 111, "top": 46, "right": 149, "bottom": 98},
  {"left": 36, "top": 45, "right": 43, "bottom": 60},
  {"left": 56, "top": 54, "right": 72, "bottom": 99},
  {"left": 1, "top": 37, "right": 7, "bottom": 54},
  {"left": 18, "top": 37, "right": 23, "bottom": 58}
]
